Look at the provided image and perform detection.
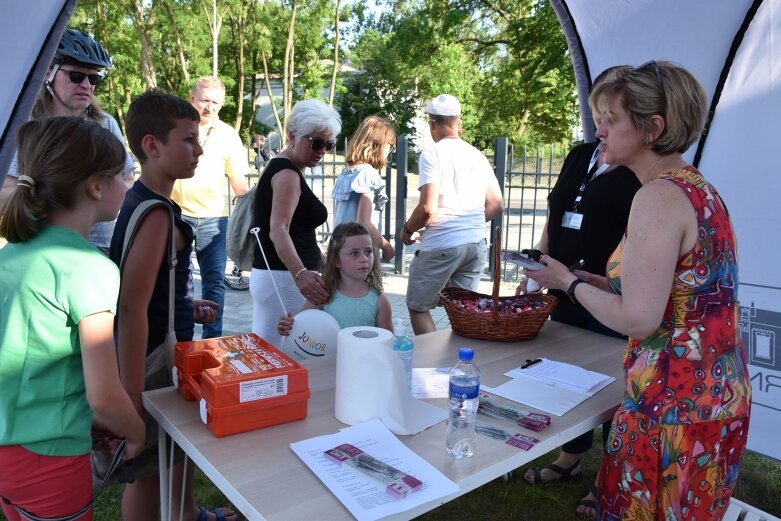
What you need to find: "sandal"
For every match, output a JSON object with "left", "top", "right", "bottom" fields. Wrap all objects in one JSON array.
[
  {"left": 522, "top": 460, "right": 582, "bottom": 485},
  {"left": 575, "top": 484, "right": 598, "bottom": 519},
  {"left": 195, "top": 505, "right": 237, "bottom": 521}
]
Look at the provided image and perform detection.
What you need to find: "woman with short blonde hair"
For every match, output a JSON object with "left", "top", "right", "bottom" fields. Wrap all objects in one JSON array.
[{"left": 526, "top": 61, "right": 751, "bottom": 521}]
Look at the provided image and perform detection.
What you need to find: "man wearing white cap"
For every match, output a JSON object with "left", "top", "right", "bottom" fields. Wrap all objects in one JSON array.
[{"left": 400, "top": 94, "right": 504, "bottom": 334}]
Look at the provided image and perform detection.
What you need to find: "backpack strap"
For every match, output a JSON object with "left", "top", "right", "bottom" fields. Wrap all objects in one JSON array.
[{"left": 119, "top": 200, "right": 177, "bottom": 337}]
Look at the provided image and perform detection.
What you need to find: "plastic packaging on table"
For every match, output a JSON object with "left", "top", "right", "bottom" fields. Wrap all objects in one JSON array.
[
  {"left": 446, "top": 347, "right": 480, "bottom": 458},
  {"left": 324, "top": 443, "right": 423, "bottom": 498}
]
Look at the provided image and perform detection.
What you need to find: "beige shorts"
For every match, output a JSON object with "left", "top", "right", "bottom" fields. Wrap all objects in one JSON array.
[{"left": 406, "top": 239, "right": 487, "bottom": 311}]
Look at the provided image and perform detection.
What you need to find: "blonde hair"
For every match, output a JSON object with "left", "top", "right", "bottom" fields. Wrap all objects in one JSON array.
[
  {"left": 345, "top": 116, "right": 396, "bottom": 170},
  {"left": 322, "top": 222, "right": 383, "bottom": 301},
  {"left": 0, "top": 117, "right": 126, "bottom": 243},
  {"left": 589, "top": 60, "right": 707, "bottom": 154},
  {"left": 191, "top": 76, "right": 226, "bottom": 95}
]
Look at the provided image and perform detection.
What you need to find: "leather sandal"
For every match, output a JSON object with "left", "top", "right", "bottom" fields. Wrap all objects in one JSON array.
[
  {"left": 522, "top": 459, "right": 582, "bottom": 485},
  {"left": 575, "top": 484, "right": 598, "bottom": 519}
]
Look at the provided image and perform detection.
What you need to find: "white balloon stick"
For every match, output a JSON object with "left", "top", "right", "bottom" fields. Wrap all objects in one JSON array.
[{"left": 250, "top": 227, "right": 288, "bottom": 315}]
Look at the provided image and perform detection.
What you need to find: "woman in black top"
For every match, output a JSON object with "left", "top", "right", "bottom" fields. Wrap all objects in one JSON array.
[{"left": 250, "top": 99, "right": 341, "bottom": 346}]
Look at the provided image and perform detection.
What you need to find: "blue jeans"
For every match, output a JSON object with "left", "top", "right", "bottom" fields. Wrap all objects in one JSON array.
[{"left": 183, "top": 215, "right": 227, "bottom": 339}]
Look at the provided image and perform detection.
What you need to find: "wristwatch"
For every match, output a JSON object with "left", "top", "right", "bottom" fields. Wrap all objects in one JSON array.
[
  {"left": 567, "top": 278, "right": 585, "bottom": 305},
  {"left": 402, "top": 221, "right": 411, "bottom": 234}
]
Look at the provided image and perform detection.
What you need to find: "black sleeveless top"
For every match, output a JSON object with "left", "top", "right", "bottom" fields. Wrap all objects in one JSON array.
[
  {"left": 546, "top": 142, "right": 640, "bottom": 334},
  {"left": 252, "top": 157, "right": 327, "bottom": 271},
  {"left": 110, "top": 181, "right": 195, "bottom": 352}
]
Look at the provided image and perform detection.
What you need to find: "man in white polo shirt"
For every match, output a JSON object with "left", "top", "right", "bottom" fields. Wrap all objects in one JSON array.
[
  {"left": 172, "top": 76, "right": 249, "bottom": 338},
  {"left": 399, "top": 94, "right": 504, "bottom": 334}
]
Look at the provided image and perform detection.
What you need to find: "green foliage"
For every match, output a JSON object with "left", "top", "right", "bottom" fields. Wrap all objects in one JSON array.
[{"left": 337, "top": 29, "right": 418, "bottom": 144}]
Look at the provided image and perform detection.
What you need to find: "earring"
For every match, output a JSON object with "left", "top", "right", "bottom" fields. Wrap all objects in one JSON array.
[{"left": 644, "top": 137, "right": 652, "bottom": 145}]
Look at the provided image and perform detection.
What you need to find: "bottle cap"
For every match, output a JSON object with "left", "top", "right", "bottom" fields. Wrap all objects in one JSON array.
[
  {"left": 458, "top": 347, "right": 474, "bottom": 361},
  {"left": 393, "top": 318, "right": 406, "bottom": 337}
]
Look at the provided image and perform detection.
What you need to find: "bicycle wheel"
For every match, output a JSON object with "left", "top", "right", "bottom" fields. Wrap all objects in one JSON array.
[{"left": 224, "top": 264, "right": 250, "bottom": 291}]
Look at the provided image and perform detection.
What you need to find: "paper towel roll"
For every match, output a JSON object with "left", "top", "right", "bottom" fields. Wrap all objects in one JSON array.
[{"left": 334, "top": 326, "right": 447, "bottom": 435}]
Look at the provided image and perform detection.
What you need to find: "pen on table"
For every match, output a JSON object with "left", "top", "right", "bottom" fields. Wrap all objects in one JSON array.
[{"left": 567, "top": 259, "right": 585, "bottom": 271}]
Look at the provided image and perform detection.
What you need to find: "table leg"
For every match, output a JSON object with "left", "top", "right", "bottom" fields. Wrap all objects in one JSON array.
[{"left": 158, "top": 426, "right": 170, "bottom": 521}]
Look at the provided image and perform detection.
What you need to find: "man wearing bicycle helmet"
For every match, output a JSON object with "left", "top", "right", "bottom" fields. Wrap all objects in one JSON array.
[{"left": 0, "top": 29, "right": 136, "bottom": 254}]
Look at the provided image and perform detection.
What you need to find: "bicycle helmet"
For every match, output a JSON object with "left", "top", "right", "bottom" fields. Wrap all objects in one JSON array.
[{"left": 54, "top": 29, "right": 112, "bottom": 69}]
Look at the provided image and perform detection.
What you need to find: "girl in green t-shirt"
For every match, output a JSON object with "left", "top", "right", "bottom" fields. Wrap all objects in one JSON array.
[{"left": 0, "top": 117, "right": 145, "bottom": 521}]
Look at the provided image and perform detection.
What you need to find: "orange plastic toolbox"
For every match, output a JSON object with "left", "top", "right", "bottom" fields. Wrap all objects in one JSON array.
[{"left": 173, "top": 333, "right": 310, "bottom": 437}]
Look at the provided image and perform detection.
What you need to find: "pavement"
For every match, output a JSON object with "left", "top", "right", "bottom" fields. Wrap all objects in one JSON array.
[{"left": 193, "top": 255, "right": 518, "bottom": 340}]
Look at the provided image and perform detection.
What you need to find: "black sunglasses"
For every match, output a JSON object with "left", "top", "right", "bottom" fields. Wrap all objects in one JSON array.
[
  {"left": 638, "top": 60, "right": 664, "bottom": 89},
  {"left": 304, "top": 136, "right": 336, "bottom": 152},
  {"left": 60, "top": 68, "right": 103, "bottom": 86}
]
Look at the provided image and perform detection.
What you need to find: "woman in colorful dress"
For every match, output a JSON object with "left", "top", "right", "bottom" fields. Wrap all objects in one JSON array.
[{"left": 524, "top": 60, "right": 751, "bottom": 521}]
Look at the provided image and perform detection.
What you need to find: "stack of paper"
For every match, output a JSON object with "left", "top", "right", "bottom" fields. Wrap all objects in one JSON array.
[
  {"left": 506, "top": 359, "right": 612, "bottom": 393},
  {"left": 482, "top": 358, "right": 614, "bottom": 416}
]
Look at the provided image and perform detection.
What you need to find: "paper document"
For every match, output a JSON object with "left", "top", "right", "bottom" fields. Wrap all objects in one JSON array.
[
  {"left": 411, "top": 368, "right": 450, "bottom": 399},
  {"left": 506, "top": 358, "right": 612, "bottom": 393},
  {"left": 290, "top": 417, "right": 459, "bottom": 521},
  {"left": 482, "top": 359, "right": 614, "bottom": 416}
]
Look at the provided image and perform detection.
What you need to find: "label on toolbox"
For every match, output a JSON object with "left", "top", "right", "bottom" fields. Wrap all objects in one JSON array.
[
  {"left": 209, "top": 336, "right": 293, "bottom": 382},
  {"left": 240, "top": 374, "right": 288, "bottom": 403}
]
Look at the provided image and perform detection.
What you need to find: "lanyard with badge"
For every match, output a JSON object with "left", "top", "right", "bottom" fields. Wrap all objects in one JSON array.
[{"left": 562, "top": 143, "right": 609, "bottom": 230}]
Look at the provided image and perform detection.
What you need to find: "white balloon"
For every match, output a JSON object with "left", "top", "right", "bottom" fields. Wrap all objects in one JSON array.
[{"left": 282, "top": 309, "right": 341, "bottom": 361}]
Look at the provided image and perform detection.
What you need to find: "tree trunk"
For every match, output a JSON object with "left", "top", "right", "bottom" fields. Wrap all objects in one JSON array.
[
  {"left": 328, "top": 0, "right": 341, "bottom": 106},
  {"left": 202, "top": 0, "right": 223, "bottom": 76},
  {"left": 129, "top": 0, "right": 157, "bottom": 89},
  {"left": 282, "top": 0, "right": 297, "bottom": 146},
  {"left": 230, "top": 0, "right": 251, "bottom": 131},
  {"left": 164, "top": 1, "right": 190, "bottom": 84},
  {"left": 262, "top": 49, "right": 284, "bottom": 139},
  {"left": 94, "top": 0, "right": 126, "bottom": 134}
]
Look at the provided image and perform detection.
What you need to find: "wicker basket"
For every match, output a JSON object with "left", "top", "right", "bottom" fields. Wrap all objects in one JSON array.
[{"left": 439, "top": 228, "right": 557, "bottom": 341}]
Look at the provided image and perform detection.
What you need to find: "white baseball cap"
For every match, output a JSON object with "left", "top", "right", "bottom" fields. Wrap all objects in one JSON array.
[{"left": 424, "top": 94, "right": 461, "bottom": 116}]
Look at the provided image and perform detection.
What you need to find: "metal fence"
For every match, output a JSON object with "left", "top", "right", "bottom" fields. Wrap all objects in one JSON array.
[{"left": 237, "top": 137, "right": 568, "bottom": 283}]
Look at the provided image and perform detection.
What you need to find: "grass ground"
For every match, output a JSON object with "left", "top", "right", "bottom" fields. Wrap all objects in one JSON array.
[{"left": 2, "top": 435, "right": 779, "bottom": 521}]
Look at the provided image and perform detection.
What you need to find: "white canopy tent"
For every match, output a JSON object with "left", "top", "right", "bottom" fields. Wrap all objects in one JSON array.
[
  {"left": 550, "top": 0, "right": 781, "bottom": 461},
  {"left": 0, "top": 1, "right": 77, "bottom": 183}
]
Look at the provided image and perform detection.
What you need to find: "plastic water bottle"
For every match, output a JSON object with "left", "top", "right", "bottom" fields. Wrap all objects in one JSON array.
[
  {"left": 446, "top": 347, "right": 480, "bottom": 458},
  {"left": 392, "top": 318, "right": 413, "bottom": 390}
]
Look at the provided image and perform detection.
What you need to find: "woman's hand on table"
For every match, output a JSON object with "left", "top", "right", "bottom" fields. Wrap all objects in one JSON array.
[{"left": 296, "top": 269, "right": 329, "bottom": 305}]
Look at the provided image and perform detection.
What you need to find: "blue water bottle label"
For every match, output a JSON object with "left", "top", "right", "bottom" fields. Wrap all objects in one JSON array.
[{"left": 449, "top": 383, "right": 479, "bottom": 400}]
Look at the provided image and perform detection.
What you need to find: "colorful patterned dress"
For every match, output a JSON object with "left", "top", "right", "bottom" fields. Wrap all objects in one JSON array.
[{"left": 598, "top": 167, "right": 751, "bottom": 521}]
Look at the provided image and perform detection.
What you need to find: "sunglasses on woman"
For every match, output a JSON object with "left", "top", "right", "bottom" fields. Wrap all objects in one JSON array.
[
  {"left": 59, "top": 68, "right": 103, "bottom": 86},
  {"left": 304, "top": 136, "right": 336, "bottom": 152}
]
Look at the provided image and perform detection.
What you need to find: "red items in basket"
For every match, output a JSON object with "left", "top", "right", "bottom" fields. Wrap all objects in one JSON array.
[{"left": 451, "top": 295, "right": 550, "bottom": 315}]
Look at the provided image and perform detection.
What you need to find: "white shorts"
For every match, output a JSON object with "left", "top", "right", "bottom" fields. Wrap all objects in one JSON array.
[{"left": 249, "top": 268, "right": 306, "bottom": 348}]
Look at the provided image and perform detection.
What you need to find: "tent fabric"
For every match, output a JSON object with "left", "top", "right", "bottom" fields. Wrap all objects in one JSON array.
[
  {"left": 550, "top": 0, "right": 780, "bottom": 462},
  {"left": 0, "top": 0, "right": 75, "bottom": 183}
]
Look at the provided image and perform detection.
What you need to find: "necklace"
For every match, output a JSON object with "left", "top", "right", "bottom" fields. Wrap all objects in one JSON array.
[{"left": 199, "top": 125, "right": 214, "bottom": 148}]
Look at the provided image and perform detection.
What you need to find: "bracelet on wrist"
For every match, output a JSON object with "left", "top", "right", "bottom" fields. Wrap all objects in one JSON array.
[
  {"left": 293, "top": 267, "right": 308, "bottom": 283},
  {"left": 567, "top": 278, "right": 585, "bottom": 305}
]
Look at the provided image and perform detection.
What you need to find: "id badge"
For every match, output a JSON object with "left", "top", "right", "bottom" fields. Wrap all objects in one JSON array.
[{"left": 562, "top": 211, "right": 583, "bottom": 230}]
